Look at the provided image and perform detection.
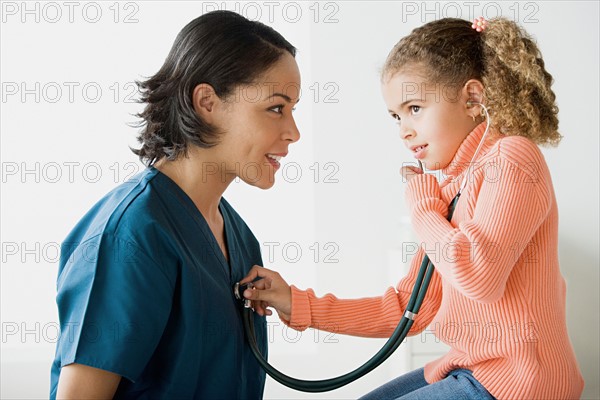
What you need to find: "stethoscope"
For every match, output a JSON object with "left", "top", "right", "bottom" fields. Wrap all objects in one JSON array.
[{"left": 234, "top": 101, "right": 491, "bottom": 392}]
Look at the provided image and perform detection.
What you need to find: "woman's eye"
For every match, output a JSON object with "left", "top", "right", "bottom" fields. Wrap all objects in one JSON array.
[
  {"left": 270, "top": 105, "right": 284, "bottom": 114},
  {"left": 410, "top": 105, "right": 421, "bottom": 114}
]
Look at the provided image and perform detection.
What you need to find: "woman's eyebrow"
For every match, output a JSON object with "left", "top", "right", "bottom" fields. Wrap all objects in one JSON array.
[{"left": 266, "top": 93, "right": 300, "bottom": 103}]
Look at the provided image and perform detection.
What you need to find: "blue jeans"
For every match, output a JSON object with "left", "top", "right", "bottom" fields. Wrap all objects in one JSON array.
[{"left": 359, "top": 368, "right": 496, "bottom": 400}]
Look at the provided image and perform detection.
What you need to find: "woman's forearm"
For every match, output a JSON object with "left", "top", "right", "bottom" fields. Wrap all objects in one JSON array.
[{"left": 56, "top": 363, "right": 121, "bottom": 399}]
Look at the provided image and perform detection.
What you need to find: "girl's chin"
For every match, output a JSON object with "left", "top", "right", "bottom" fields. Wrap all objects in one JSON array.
[{"left": 421, "top": 159, "right": 447, "bottom": 171}]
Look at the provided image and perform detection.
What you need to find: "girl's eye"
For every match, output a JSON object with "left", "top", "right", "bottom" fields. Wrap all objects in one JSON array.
[
  {"left": 410, "top": 105, "right": 421, "bottom": 114},
  {"left": 391, "top": 113, "right": 401, "bottom": 124}
]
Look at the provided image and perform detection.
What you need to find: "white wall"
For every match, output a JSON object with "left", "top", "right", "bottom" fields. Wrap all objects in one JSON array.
[{"left": 1, "top": 1, "right": 598, "bottom": 399}]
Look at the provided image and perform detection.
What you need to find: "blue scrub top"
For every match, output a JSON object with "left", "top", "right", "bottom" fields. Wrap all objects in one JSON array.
[{"left": 50, "top": 167, "right": 267, "bottom": 399}]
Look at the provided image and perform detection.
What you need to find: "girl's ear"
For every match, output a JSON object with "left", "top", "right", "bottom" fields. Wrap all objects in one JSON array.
[
  {"left": 192, "top": 83, "right": 222, "bottom": 124},
  {"left": 463, "top": 79, "right": 485, "bottom": 118},
  {"left": 464, "top": 79, "right": 485, "bottom": 106}
]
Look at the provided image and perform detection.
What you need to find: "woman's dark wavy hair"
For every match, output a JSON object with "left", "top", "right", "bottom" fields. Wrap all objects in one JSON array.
[{"left": 131, "top": 11, "right": 296, "bottom": 166}]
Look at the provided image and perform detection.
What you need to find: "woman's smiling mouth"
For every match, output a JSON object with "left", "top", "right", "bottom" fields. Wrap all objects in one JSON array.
[{"left": 265, "top": 153, "right": 284, "bottom": 170}]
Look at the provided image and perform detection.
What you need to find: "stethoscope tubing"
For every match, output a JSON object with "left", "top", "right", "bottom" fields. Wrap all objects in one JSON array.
[
  {"left": 239, "top": 104, "right": 488, "bottom": 392},
  {"left": 241, "top": 193, "right": 461, "bottom": 392}
]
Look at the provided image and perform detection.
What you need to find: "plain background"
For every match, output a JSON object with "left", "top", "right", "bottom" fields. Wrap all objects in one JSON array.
[{"left": 1, "top": 1, "right": 598, "bottom": 399}]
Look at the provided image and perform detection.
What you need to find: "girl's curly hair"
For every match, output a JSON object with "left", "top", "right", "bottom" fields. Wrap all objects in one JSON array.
[{"left": 382, "top": 17, "right": 560, "bottom": 146}]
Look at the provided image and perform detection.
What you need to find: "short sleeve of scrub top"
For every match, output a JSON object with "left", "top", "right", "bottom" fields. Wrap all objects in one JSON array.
[{"left": 50, "top": 167, "right": 268, "bottom": 399}]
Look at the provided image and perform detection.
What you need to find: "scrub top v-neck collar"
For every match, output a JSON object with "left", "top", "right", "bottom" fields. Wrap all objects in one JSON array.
[{"left": 150, "top": 166, "right": 235, "bottom": 281}]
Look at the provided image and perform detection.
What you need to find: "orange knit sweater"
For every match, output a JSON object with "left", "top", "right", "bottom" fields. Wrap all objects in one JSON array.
[{"left": 286, "top": 123, "right": 584, "bottom": 399}]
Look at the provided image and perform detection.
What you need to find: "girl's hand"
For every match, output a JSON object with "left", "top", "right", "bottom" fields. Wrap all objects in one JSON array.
[
  {"left": 239, "top": 265, "right": 292, "bottom": 320},
  {"left": 400, "top": 164, "right": 424, "bottom": 183}
]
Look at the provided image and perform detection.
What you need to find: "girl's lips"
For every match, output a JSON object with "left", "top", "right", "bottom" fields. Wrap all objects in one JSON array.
[{"left": 413, "top": 144, "right": 428, "bottom": 160}]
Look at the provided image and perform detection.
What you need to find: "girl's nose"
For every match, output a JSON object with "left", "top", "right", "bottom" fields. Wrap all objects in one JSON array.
[{"left": 401, "top": 126, "right": 416, "bottom": 140}]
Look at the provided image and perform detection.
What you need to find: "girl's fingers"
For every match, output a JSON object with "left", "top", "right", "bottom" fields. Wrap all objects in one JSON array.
[
  {"left": 239, "top": 265, "right": 262, "bottom": 284},
  {"left": 250, "top": 279, "right": 269, "bottom": 290},
  {"left": 239, "top": 266, "right": 290, "bottom": 316},
  {"left": 244, "top": 287, "right": 270, "bottom": 302},
  {"left": 251, "top": 300, "right": 273, "bottom": 316},
  {"left": 240, "top": 265, "right": 280, "bottom": 285},
  {"left": 400, "top": 165, "right": 424, "bottom": 182}
]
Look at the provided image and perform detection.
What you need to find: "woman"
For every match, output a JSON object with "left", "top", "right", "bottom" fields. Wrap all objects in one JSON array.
[{"left": 50, "top": 10, "right": 300, "bottom": 399}]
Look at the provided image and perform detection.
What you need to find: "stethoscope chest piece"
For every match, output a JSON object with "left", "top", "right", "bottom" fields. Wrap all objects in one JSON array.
[{"left": 234, "top": 282, "right": 254, "bottom": 308}]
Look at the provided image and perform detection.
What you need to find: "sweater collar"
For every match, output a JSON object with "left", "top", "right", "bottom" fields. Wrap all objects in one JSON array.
[{"left": 441, "top": 122, "right": 496, "bottom": 179}]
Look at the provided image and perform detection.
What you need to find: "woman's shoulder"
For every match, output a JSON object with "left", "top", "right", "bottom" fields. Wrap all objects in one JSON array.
[
  {"left": 63, "top": 168, "right": 164, "bottom": 247},
  {"left": 101, "top": 168, "right": 164, "bottom": 231}
]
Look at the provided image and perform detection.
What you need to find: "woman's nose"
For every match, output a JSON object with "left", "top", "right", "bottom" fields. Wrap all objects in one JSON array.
[{"left": 284, "top": 116, "right": 301, "bottom": 143}]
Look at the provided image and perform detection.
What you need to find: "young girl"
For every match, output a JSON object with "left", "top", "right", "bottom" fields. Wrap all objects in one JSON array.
[{"left": 241, "top": 17, "right": 584, "bottom": 399}]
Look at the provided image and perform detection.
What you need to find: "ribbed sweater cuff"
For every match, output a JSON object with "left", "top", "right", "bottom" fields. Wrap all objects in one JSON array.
[
  {"left": 405, "top": 173, "right": 441, "bottom": 209},
  {"left": 287, "top": 285, "right": 312, "bottom": 331}
]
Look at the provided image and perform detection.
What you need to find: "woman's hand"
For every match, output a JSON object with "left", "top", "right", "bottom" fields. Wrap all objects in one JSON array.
[
  {"left": 239, "top": 265, "right": 292, "bottom": 321},
  {"left": 400, "top": 164, "right": 424, "bottom": 183}
]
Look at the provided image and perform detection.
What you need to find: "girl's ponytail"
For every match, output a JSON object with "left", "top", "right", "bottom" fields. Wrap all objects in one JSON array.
[{"left": 481, "top": 18, "right": 561, "bottom": 145}]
